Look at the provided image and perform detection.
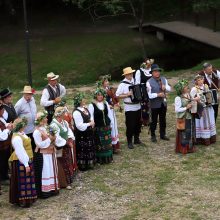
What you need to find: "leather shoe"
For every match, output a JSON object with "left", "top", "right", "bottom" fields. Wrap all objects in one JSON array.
[
  {"left": 134, "top": 137, "right": 142, "bottom": 145},
  {"left": 128, "top": 142, "right": 134, "bottom": 149},
  {"left": 160, "top": 136, "right": 170, "bottom": 141},
  {"left": 151, "top": 136, "right": 157, "bottom": 143}
]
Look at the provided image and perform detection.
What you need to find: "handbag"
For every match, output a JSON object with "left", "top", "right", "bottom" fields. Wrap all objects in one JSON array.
[{"left": 176, "top": 118, "right": 185, "bottom": 130}]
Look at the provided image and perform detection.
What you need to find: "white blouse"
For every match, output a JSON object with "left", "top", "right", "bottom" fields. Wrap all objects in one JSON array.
[
  {"left": 11, "top": 132, "right": 30, "bottom": 167},
  {"left": 50, "top": 118, "right": 75, "bottom": 148},
  {"left": 0, "top": 117, "right": 10, "bottom": 141},
  {"left": 33, "top": 127, "right": 51, "bottom": 149},
  {"left": 88, "top": 101, "right": 113, "bottom": 127},
  {"left": 73, "top": 107, "right": 91, "bottom": 132}
]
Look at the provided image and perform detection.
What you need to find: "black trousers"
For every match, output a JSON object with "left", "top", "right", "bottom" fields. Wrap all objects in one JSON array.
[
  {"left": 125, "top": 109, "right": 142, "bottom": 141},
  {"left": 27, "top": 133, "right": 36, "bottom": 152},
  {"left": 150, "top": 103, "right": 167, "bottom": 137},
  {"left": 0, "top": 147, "right": 10, "bottom": 180},
  {"left": 212, "top": 104, "right": 218, "bottom": 122}
]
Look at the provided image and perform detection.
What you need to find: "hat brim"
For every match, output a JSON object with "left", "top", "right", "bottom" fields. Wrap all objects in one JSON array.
[
  {"left": 1, "top": 91, "right": 13, "bottom": 99},
  {"left": 150, "top": 68, "right": 162, "bottom": 74},
  {"left": 45, "top": 75, "right": 59, "bottom": 80},
  {"left": 122, "top": 70, "right": 135, "bottom": 76}
]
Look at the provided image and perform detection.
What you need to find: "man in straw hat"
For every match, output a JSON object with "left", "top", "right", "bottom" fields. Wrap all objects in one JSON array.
[
  {"left": 116, "top": 67, "right": 142, "bottom": 149},
  {"left": 147, "top": 64, "right": 171, "bottom": 143},
  {"left": 40, "top": 72, "right": 66, "bottom": 124},
  {"left": 198, "top": 62, "right": 220, "bottom": 122},
  {"left": 15, "top": 85, "right": 37, "bottom": 152}
]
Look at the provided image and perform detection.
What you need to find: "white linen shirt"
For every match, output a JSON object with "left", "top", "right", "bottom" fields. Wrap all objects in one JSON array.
[
  {"left": 33, "top": 127, "right": 51, "bottom": 149},
  {"left": 135, "top": 68, "right": 152, "bottom": 84},
  {"left": 11, "top": 132, "right": 30, "bottom": 167},
  {"left": 0, "top": 117, "right": 10, "bottom": 141},
  {"left": 146, "top": 78, "right": 171, "bottom": 99},
  {"left": 73, "top": 107, "right": 91, "bottom": 132},
  {"left": 204, "top": 70, "right": 220, "bottom": 86},
  {"left": 15, "top": 97, "right": 37, "bottom": 134},
  {"left": 175, "top": 96, "right": 187, "bottom": 113},
  {"left": 40, "top": 83, "right": 66, "bottom": 108},
  {"left": 116, "top": 78, "right": 141, "bottom": 112}
]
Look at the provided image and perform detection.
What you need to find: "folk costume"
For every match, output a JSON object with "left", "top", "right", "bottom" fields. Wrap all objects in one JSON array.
[
  {"left": 146, "top": 64, "right": 171, "bottom": 142},
  {"left": 88, "top": 87, "right": 113, "bottom": 164},
  {"left": 40, "top": 72, "right": 66, "bottom": 124},
  {"left": 9, "top": 118, "right": 37, "bottom": 207},
  {"left": 0, "top": 104, "right": 12, "bottom": 193},
  {"left": 33, "top": 111, "right": 59, "bottom": 198},
  {"left": 116, "top": 67, "right": 142, "bottom": 149},
  {"left": 15, "top": 86, "right": 37, "bottom": 152},
  {"left": 101, "top": 75, "right": 120, "bottom": 153},
  {"left": 73, "top": 93, "right": 96, "bottom": 170},
  {"left": 190, "top": 76, "right": 216, "bottom": 145},
  {"left": 50, "top": 107, "right": 75, "bottom": 189},
  {"left": 135, "top": 61, "right": 153, "bottom": 126},
  {"left": 198, "top": 63, "right": 220, "bottom": 122},
  {"left": 174, "top": 80, "right": 196, "bottom": 154},
  {"left": 0, "top": 88, "right": 17, "bottom": 181}
]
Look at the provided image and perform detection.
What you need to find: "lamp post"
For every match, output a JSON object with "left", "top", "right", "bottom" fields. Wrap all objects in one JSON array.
[{"left": 22, "top": 0, "right": 32, "bottom": 86}]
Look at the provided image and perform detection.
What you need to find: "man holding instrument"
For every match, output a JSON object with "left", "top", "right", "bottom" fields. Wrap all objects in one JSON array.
[
  {"left": 147, "top": 64, "right": 171, "bottom": 143},
  {"left": 199, "top": 62, "right": 220, "bottom": 122},
  {"left": 116, "top": 67, "right": 142, "bottom": 149}
]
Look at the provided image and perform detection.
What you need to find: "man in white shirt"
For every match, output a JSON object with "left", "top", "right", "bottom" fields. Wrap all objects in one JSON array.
[
  {"left": 40, "top": 72, "right": 66, "bottom": 124},
  {"left": 147, "top": 64, "right": 171, "bottom": 142},
  {"left": 15, "top": 86, "right": 37, "bottom": 151},
  {"left": 198, "top": 62, "right": 220, "bottom": 122},
  {"left": 116, "top": 67, "right": 142, "bottom": 149}
]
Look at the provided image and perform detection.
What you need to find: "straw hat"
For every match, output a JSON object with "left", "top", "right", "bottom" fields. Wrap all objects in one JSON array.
[
  {"left": 45, "top": 72, "right": 59, "bottom": 80},
  {"left": 122, "top": 67, "right": 136, "bottom": 76},
  {"left": 22, "top": 86, "right": 34, "bottom": 94}
]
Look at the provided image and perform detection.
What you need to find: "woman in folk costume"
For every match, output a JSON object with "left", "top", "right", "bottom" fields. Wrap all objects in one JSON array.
[
  {"left": 9, "top": 117, "right": 37, "bottom": 207},
  {"left": 0, "top": 103, "right": 13, "bottom": 195},
  {"left": 54, "top": 99, "right": 78, "bottom": 172},
  {"left": 33, "top": 111, "right": 59, "bottom": 198},
  {"left": 190, "top": 75, "right": 216, "bottom": 145},
  {"left": 72, "top": 93, "right": 96, "bottom": 171},
  {"left": 100, "top": 75, "right": 120, "bottom": 153},
  {"left": 50, "top": 107, "right": 75, "bottom": 189},
  {"left": 174, "top": 79, "right": 197, "bottom": 154},
  {"left": 88, "top": 86, "right": 113, "bottom": 164}
]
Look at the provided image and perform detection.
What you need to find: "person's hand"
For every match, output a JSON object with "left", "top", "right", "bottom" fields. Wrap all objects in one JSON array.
[
  {"left": 161, "top": 85, "right": 166, "bottom": 91},
  {"left": 6, "top": 122, "right": 13, "bottom": 130},
  {"left": 25, "top": 166, "right": 30, "bottom": 174},
  {"left": 54, "top": 97, "right": 61, "bottom": 104},
  {"left": 127, "top": 91, "right": 133, "bottom": 97},
  {"left": 49, "top": 135, "right": 56, "bottom": 142},
  {"left": 90, "top": 120, "right": 95, "bottom": 128},
  {"left": 187, "top": 104, "right": 192, "bottom": 109},
  {"left": 158, "top": 92, "right": 165, "bottom": 98}
]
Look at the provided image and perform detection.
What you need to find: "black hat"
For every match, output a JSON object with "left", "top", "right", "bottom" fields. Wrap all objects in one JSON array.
[
  {"left": 150, "top": 64, "right": 162, "bottom": 74},
  {"left": 0, "top": 88, "right": 13, "bottom": 99}
]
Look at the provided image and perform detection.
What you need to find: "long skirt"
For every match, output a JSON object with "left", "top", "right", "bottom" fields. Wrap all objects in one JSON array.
[
  {"left": 110, "top": 109, "right": 120, "bottom": 153},
  {"left": 34, "top": 152, "right": 59, "bottom": 198},
  {"left": 57, "top": 146, "right": 74, "bottom": 187},
  {"left": 10, "top": 160, "right": 37, "bottom": 207},
  {"left": 75, "top": 129, "right": 96, "bottom": 171},
  {"left": 176, "top": 119, "right": 196, "bottom": 154},
  {"left": 95, "top": 126, "right": 113, "bottom": 164},
  {"left": 195, "top": 106, "right": 216, "bottom": 145}
]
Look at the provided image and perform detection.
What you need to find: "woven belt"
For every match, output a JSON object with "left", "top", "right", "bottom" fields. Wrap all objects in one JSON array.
[{"left": 124, "top": 101, "right": 140, "bottom": 105}]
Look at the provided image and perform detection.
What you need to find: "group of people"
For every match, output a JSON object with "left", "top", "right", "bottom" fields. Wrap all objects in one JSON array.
[{"left": 0, "top": 59, "right": 219, "bottom": 208}]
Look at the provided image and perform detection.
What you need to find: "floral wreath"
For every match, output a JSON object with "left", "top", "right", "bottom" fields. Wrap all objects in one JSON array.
[
  {"left": 73, "top": 92, "right": 85, "bottom": 108},
  {"left": 13, "top": 117, "right": 28, "bottom": 133},
  {"left": 99, "top": 74, "right": 111, "bottom": 84},
  {"left": 35, "top": 111, "right": 48, "bottom": 126},
  {"left": 174, "top": 79, "right": 189, "bottom": 96}
]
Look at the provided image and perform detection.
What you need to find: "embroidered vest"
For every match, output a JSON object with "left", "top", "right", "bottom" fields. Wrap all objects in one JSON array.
[
  {"left": 176, "top": 96, "right": 191, "bottom": 119},
  {"left": 9, "top": 133, "right": 33, "bottom": 161},
  {"left": 0, "top": 120, "right": 11, "bottom": 150}
]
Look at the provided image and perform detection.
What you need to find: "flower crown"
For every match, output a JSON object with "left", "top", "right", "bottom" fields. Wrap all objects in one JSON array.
[
  {"left": 73, "top": 92, "right": 85, "bottom": 108},
  {"left": 174, "top": 79, "right": 189, "bottom": 96},
  {"left": 35, "top": 111, "right": 48, "bottom": 126},
  {"left": 13, "top": 117, "right": 28, "bottom": 132}
]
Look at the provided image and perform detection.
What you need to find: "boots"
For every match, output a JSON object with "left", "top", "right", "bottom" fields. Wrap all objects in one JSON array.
[
  {"left": 127, "top": 137, "right": 134, "bottom": 149},
  {"left": 134, "top": 135, "right": 142, "bottom": 145}
]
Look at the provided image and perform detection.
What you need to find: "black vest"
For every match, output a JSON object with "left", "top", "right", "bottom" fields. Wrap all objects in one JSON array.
[
  {"left": 140, "top": 69, "right": 151, "bottom": 84},
  {"left": 45, "top": 84, "right": 61, "bottom": 113},
  {"left": 3, "top": 104, "right": 17, "bottom": 123},
  {"left": 199, "top": 70, "right": 219, "bottom": 89},
  {"left": 92, "top": 102, "right": 111, "bottom": 127}
]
